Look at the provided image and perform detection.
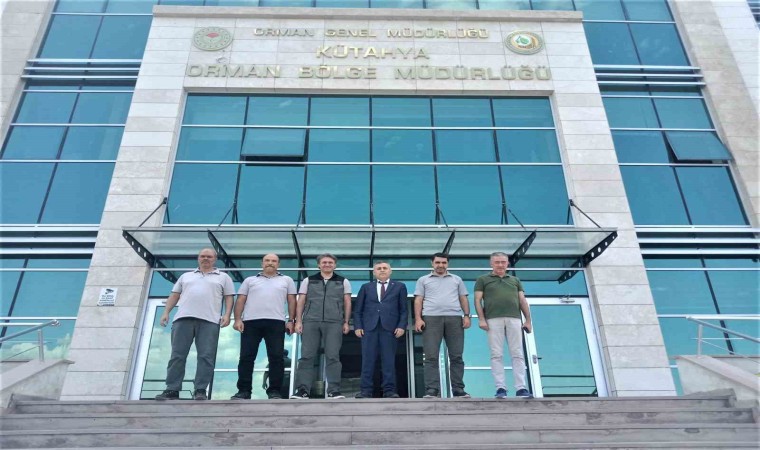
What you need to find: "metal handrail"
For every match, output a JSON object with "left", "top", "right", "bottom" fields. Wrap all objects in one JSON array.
[
  {"left": 0, "top": 319, "right": 60, "bottom": 361},
  {"left": 686, "top": 316, "right": 760, "bottom": 357}
]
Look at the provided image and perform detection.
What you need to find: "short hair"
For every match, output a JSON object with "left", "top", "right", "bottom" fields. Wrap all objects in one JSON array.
[
  {"left": 490, "top": 252, "right": 509, "bottom": 260},
  {"left": 373, "top": 260, "right": 390, "bottom": 267},
  {"left": 431, "top": 252, "right": 449, "bottom": 261},
  {"left": 316, "top": 253, "right": 337, "bottom": 264},
  {"left": 198, "top": 247, "right": 218, "bottom": 257}
]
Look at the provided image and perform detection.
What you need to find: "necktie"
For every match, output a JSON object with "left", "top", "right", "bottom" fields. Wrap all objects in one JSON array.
[{"left": 380, "top": 281, "right": 387, "bottom": 300}]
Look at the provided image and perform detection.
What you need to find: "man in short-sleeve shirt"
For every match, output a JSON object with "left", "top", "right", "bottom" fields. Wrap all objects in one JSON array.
[
  {"left": 413, "top": 252, "right": 471, "bottom": 398},
  {"left": 474, "top": 251, "right": 533, "bottom": 399},
  {"left": 230, "top": 253, "right": 296, "bottom": 400},
  {"left": 155, "top": 248, "right": 235, "bottom": 401}
]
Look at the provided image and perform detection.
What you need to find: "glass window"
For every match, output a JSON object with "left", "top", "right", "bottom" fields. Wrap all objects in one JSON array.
[
  {"left": 676, "top": 167, "right": 747, "bottom": 225},
  {"left": 435, "top": 130, "right": 495, "bottom": 162},
  {"left": 372, "top": 166, "right": 436, "bottom": 224},
  {"left": 16, "top": 93, "right": 77, "bottom": 124},
  {"left": 2, "top": 126, "right": 65, "bottom": 160},
  {"left": 60, "top": 127, "right": 123, "bottom": 160},
  {"left": 659, "top": 317, "right": 728, "bottom": 358},
  {"left": 707, "top": 271, "right": 760, "bottom": 315},
  {"left": 437, "top": 166, "right": 503, "bottom": 224},
  {"left": 308, "top": 129, "right": 369, "bottom": 162},
  {"left": 247, "top": 96, "right": 308, "bottom": 126},
  {"left": 531, "top": 0, "right": 574, "bottom": 10},
  {"left": 654, "top": 98, "right": 712, "bottom": 129},
  {"left": 71, "top": 93, "right": 133, "bottom": 124},
  {"left": 478, "top": 0, "right": 529, "bottom": 9},
  {"left": 106, "top": 0, "right": 159, "bottom": 13},
  {"left": 183, "top": 96, "right": 246, "bottom": 125},
  {"left": 166, "top": 164, "right": 238, "bottom": 224},
  {"left": 0, "top": 272, "right": 21, "bottom": 316},
  {"left": 372, "top": 0, "right": 424, "bottom": 7},
  {"left": 492, "top": 98, "right": 553, "bottom": 128},
  {"left": 91, "top": 16, "right": 152, "bottom": 60},
  {"left": 620, "top": 166, "right": 689, "bottom": 225},
  {"left": 242, "top": 129, "right": 306, "bottom": 158},
  {"left": 176, "top": 128, "right": 243, "bottom": 161},
  {"left": 574, "top": 0, "right": 625, "bottom": 19},
  {"left": 497, "top": 130, "right": 560, "bottom": 162},
  {"left": 433, "top": 98, "right": 492, "bottom": 127},
  {"left": 237, "top": 166, "right": 304, "bottom": 224},
  {"left": 306, "top": 166, "right": 369, "bottom": 224},
  {"left": 622, "top": 0, "right": 673, "bottom": 21},
  {"left": 372, "top": 130, "right": 433, "bottom": 162},
  {"left": 310, "top": 97, "right": 369, "bottom": 126},
  {"left": 259, "top": 0, "right": 310, "bottom": 5},
  {"left": 316, "top": 0, "right": 368, "bottom": 6},
  {"left": 583, "top": 23, "right": 639, "bottom": 66},
  {"left": 665, "top": 131, "right": 731, "bottom": 161},
  {"left": 426, "top": 0, "right": 477, "bottom": 9},
  {"left": 39, "top": 15, "right": 101, "bottom": 59},
  {"left": 648, "top": 270, "right": 716, "bottom": 315},
  {"left": 502, "top": 166, "right": 569, "bottom": 225},
  {"left": 56, "top": 0, "right": 106, "bottom": 12},
  {"left": 603, "top": 98, "right": 658, "bottom": 128},
  {"left": 372, "top": 97, "right": 431, "bottom": 127},
  {"left": 630, "top": 24, "right": 688, "bottom": 67},
  {"left": 41, "top": 163, "right": 114, "bottom": 224},
  {"left": 612, "top": 131, "right": 669, "bottom": 163},
  {"left": 0, "top": 163, "right": 54, "bottom": 223},
  {"left": 12, "top": 271, "right": 87, "bottom": 317}
]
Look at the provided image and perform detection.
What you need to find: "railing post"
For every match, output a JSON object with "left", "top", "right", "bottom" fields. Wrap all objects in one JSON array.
[
  {"left": 696, "top": 324, "right": 703, "bottom": 357},
  {"left": 37, "top": 329, "right": 44, "bottom": 361}
]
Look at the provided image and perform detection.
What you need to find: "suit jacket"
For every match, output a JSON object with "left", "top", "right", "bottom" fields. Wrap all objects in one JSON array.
[{"left": 353, "top": 280, "right": 408, "bottom": 332}]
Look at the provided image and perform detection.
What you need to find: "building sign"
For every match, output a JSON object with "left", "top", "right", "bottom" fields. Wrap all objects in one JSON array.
[
  {"left": 192, "top": 27, "right": 233, "bottom": 51},
  {"left": 505, "top": 31, "right": 544, "bottom": 55},
  {"left": 97, "top": 287, "right": 118, "bottom": 307}
]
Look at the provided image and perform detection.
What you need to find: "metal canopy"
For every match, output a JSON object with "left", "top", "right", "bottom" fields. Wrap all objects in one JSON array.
[{"left": 123, "top": 226, "right": 617, "bottom": 283}]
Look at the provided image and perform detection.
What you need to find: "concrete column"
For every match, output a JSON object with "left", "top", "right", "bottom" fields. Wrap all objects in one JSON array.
[
  {"left": 0, "top": 0, "right": 54, "bottom": 134},
  {"left": 670, "top": 0, "right": 760, "bottom": 226},
  {"left": 549, "top": 23, "right": 676, "bottom": 396}
]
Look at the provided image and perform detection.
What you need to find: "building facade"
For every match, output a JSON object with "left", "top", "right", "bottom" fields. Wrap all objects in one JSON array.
[{"left": 0, "top": 0, "right": 757, "bottom": 401}]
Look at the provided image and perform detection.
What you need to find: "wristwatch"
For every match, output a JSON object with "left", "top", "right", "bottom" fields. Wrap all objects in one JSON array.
[{"left": 463, "top": 314, "right": 471, "bottom": 318}]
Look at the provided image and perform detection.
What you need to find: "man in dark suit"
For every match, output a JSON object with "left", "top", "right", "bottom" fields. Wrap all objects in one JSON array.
[{"left": 353, "top": 261, "right": 408, "bottom": 398}]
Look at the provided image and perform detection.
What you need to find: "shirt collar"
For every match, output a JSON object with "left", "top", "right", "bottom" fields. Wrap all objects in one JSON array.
[
  {"left": 257, "top": 271, "right": 282, "bottom": 278},
  {"left": 194, "top": 267, "right": 221, "bottom": 275},
  {"left": 428, "top": 271, "right": 451, "bottom": 278}
]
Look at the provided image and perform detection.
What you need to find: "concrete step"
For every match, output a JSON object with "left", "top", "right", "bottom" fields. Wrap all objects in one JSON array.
[
  {"left": 1, "top": 408, "right": 754, "bottom": 431},
  {"left": 1, "top": 424, "right": 757, "bottom": 449},
  {"left": 10, "top": 445, "right": 760, "bottom": 450},
  {"left": 8, "top": 395, "right": 734, "bottom": 415}
]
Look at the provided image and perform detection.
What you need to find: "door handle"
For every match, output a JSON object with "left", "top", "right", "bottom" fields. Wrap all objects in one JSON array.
[{"left": 532, "top": 355, "right": 542, "bottom": 364}]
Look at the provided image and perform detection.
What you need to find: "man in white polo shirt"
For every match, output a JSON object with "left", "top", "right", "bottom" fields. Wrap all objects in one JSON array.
[
  {"left": 155, "top": 248, "right": 235, "bottom": 401},
  {"left": 231, "top": 253, "right": 297, "bottom": 400}
]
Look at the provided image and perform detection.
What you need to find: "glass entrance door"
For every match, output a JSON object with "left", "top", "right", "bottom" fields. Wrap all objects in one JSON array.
[{"left": 524, "top": 297, "right": 607, "bottom": 397}]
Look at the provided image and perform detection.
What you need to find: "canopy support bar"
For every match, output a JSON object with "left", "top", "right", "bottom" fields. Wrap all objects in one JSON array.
[
  {"left": 207, "top": 231, "right": 243, "bottom": 283},
  {"left": 558, "top": 231, "right": 618, "bottom": 283}
]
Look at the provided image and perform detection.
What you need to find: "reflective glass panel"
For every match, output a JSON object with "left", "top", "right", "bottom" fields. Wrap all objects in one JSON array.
[
  {"left": 242, "top": 129, "right": 306, "bottom": 158},
  {"left": 435, "top": 130, "right": 495, "bottom": 162},
  {"left": 308, "top": 129, "right": 369, "bottom": 162},
  {"left": 106, "top": 0, "right": 159, "bottom": 13},
  {"left": 41, "top": 163, "right": 114, "bottom": 223},
  {"left": 622, "top": 0, "right": 673, "bottom": 21},
  {"left": 2, "top": 126, "right": 65, "bottom": 159},
  {"left": 166, "top": 164, "right": 238, "bottom": 224},
  {"left": 0, "top": 163, "right": 54, "bottom": 223},
  {"left": 665, "top": 131, "right": 731, "bottom": 161},
  {"left": 707, "top": 271, "right": 760, "bottom": 315},
  {"left": 492, "top": 98, "right": 553, "bottom": 128},
  {"left": 39, "top": 15, "right": 100, "bottom": 59},
  {"left": 60, "top": 127, "right": 123, "bottom": 160},
  {"left": 0, "top": 272, "right": 21, "bottom": 316},
  {"left": 478, "top": 0, "right": 529, "bottom": 9},
  {"left": 183, "top": 96, "right": 246, "bottom": 125},
  {"left": 531, "top": 0, "right": 574, "bottom": 10},
  {"left": 371, "top": 0, "right": 424, "bottom": 7},
  {"left": 177, "top": 127, "right": 243, "bottom": 161},
  {"left": 603, "top": 98, "right": 658, "bottom": 128},
  {"left": 316, "top": 0, "right": 368, "bottom": 6},
  {"left": 305, "top": 166, "right": 369, "bottom": 224},
  {"left": 247, "top": 96, "right": 308, "bottom": 126},
  {"left": 648, "top": 270, "right": 716, "bottom": 315},
  {"left": 237, "top": 166, "right": 304, "bottom": 224},
  {"left": 583, "top": 23, "right": 639, "bottom": 65},
  {"left": 12, "top": 271, "right": 87, "bottom": 317},
  {"left": 426, "top": 0, "right": 477, "bottom": 9},
  {"left": 502, "top": 166, "right": 569, "bottom": 225},
  {"left": 612, "top": 131, "right": 669, "bottom": 163},
  {"left": 676, "top": 167, "right": 747, "bottom": 225},
  {"left": 653, "top": 98, "right": 712, "bottom": 129},
  {"left": 433, "top": 98, "right": 492, "bottom": 127},
  {"left": 659, "top": 317, "right": 728, "bottom": 359},
  {"left": 372, "top": 130, "right": 433, "bottom": 162},
  {"left": 372, "top": 166, "right": 436, "bottom": 224},
  {"left": 630, "top": 24, "right": 688, "bottom": 67},
  {"left": 462, "top": 319, "right": 490, "bottom": 366},
  {"left": 260, "top": 0, "right": 311, "bottom": 5},
  {"left": 620, "top": 166, "right": 689, "bottom": 225},
  {"left": 496, "top": 130, "right": 560, "bottom": 162},
  {"left": 91, "top": 16, "right": 152, "bottom": 59},
  {"left": 56, "top": 0, "right": 106, "bottom": 12},
  {"left": 574, "top": 0, "right": 625, "bottom": 19},
  {"left": 437, "top": 166, "right": 502, "bottom": 224},
  {"left": 310, "top": 97, "right": 369, "bottom": 126},
  {"left": 16, "top": 93, "right": 77, "bottom": 124},
  {"left": 371, "top": 97, "right": 431, "bottom": 127},
  {"left": 71, "top": 93, "right": 133, "bottom": 124}
]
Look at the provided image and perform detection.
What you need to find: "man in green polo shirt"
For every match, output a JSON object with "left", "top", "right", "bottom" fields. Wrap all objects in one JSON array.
[{"left": 474, "top": 251, "right": 533, "bottom": 399}]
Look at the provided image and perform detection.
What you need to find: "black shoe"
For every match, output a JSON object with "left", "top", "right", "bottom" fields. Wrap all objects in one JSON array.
[
  {"left": 267, "top": 391, "right": 283, "bottom": 399},
  {"left": 355, "top": 392, "right": 371, "bottom": 398},
  {"left": 422, "top": 389, "right": 439, "bottom": 399},
  {"left": 327, "top": 391, "right": 345, "bottom": 399},
  {"left": 193, "top": 389, "right": 207, "bottom": 400},
  {"left": 230, "top": 390, "right": 251, "bottom": 400},
  {"left": 383, "top": 391, "right": 400, "bottom": 398},
  {"left": 155, "top": 390, "right": 179, "bottom": 401},
  {"left": 516, "top": 389, "right": 533, "bottom": 398},
  {"left": 452, "top": 389, "right": 471, "bottom": 398},
  {"left": 290, "top": 387, "right": 309, "bottom": 399}
]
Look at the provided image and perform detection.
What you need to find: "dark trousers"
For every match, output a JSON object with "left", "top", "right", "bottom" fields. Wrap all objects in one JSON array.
[
  {"left": 294, "top": 321, "right": 343, "bottom": 394},
  {"left": 422, "top": 315, "right": 465, "bottom": 394},
  {"left": 166, "top": 317, "right": 220, "bottom": 392},
  {"left": 237, "top": 319, "right": 285, "bottom": 394},
  {"left": 360, "top": 326, "right": 399, "bottom": 395}
]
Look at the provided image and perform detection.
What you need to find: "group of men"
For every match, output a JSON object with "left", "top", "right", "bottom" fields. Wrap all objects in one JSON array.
[{"left": 154, "top": 249, "right": 533, "bottom": 401}]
